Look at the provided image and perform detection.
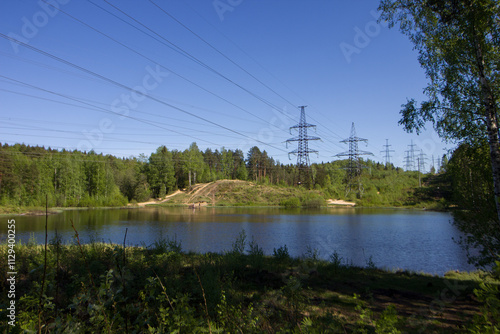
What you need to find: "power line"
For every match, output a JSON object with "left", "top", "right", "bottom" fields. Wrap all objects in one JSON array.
[
  {"left": 0, "top": 34, "right": 288, "bottom": 154},
  {"left": 404, "top": 150, "right": 412, "bottom": 171},
  {"left": 97, "top": 0, "right": 291, "bottom": 118},
  {"left": 335, "top": 122, "right": 373, "bottom": 197},
  {"left": 35, "top": 1, "right": 350, "bottom": 162},
  {"left": 38, "top": 0, "right": 285, "bottom": 132},
  {"left": 418, "top": 149, "right": 428, "bottom": 174},
  {"left": 180, "top": 1, "right": 350, "bottom": 153},
  {"left": 149, "top": 0, "right": 299, "bottom": 110},
  {"left": 96, "top": 0, "right": 351, "bottom": 157},
  {"left": 406, "top": 140, "right": 418, "bottom": 171},
  {"left": 0, "top": 86, "right": 242, "bottom": 134},
  {"left": 285, "top": 106, "right": 320, "bottom": 186},
  {"left": 0, "top": 75, "right": 220, "bottom": 146},
  {"left": 381, "top": 139, "right": 395, "bottom": 168}
]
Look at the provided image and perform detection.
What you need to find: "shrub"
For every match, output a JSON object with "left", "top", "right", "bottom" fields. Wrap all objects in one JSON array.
[
  {"left": 375, "top": 305, "right": 401, "bottom": 334},
  {"left": 469, "top": 260, "right": 500, "bottom": 333},
  {"left": 231, "top": 230, "right": 247, "bottom": 255},
  {"left": 280, "top": 197, "right": 301, "bottom": 208},
  {"left": 273, "top": 244, "right": 290, "bottom": 262},
  {"left": 248, "top": 237, "right": 264, "bottom": 269},
  {"left": 152, "top": 234, "right": 182, "bottom": 254},
  {"left": 301, "top": 194, "right": 325, "bottom": 208}
]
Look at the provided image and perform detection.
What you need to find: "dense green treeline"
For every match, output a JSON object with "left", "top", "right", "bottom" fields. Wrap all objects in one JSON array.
[
  {"left": 446, "top": 140, "right": 500, "bottom": 267},
  {"left": 0, "top": 142, "right": 429, "bottom": 208}
]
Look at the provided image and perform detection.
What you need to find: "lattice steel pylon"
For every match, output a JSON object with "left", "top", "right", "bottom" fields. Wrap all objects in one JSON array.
[
  {"left": 335, "top": 122, "right": 373, "bottom": 197},
  {"left": 286, "top": 106, "right": 320, "bottom": 186},
  {"left": 381, "top": 139, "right": 395, "bottom": 169}
]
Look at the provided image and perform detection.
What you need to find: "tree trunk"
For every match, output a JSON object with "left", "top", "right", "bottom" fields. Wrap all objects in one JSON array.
[
  {"left": 474, "top": 31, "right": 500, "bottom": 223},
  {"left": 485, "top": 105, "right": 500, "bottom": 224}
]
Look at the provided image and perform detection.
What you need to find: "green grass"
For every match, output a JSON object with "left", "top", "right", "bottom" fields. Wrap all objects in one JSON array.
[
  {"left": 156, "top": 180, "right": 331, "bottom": 208},
  {"left": 0, "top": 233, "right": 495, "bottom": 333}
]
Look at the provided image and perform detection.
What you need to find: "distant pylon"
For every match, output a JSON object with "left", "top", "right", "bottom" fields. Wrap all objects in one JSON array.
[
  {"left": 286, "top": 106, "right": 320, "bottom": 186},
  {"left": 408, "top": 140, "right": 417, "bottom": 171},
  {"left": 418, "top": 150, "right": 428, "bottom": 174},
  {"left": 381, "top": 139, "right": 395, "bottom": 168},
  {"left": 335, "top": 122, "right": 373, "bottom": 197},
  {"left": 404, "top": 150, "right": 412, "bottom": 171}
]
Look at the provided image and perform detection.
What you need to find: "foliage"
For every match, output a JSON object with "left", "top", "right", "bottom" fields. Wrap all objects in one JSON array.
[
  {"left": 230, "top": 229, "right": 247, "bottom": 255},
  {"left": 147, "top": 146, "right": 176, "bottom": 198},
  {"left": 152, "top": 234, "right": 182, "bottom": 254},
  {"left": 300, "top": 193, "right": 326, "bottom": 208},
  {"left": 447, "top": 141, "right": 500, "bottom": 267},
  {"left": 469, "top": 260, "right": 500, "bottom": 333},
  {"left": 0, "top": 234, "right": 492, "bottom": 333},
  {"left": 0, "top": 142, "right": 454, "bottom": 211},
  {"left": 280, "top": 197, "right": 301, "bottom": 208},
  {"left": 378, "top": 0, "right": 500, "bottom": 223},
  {"left": 273, "top": 244, "right": 290, "bottom": 262},
  {"left": 329, "top": 251, "right": 349, "bottom": 275},
  {"left": 378, "top": 0, "right": 500, "bottom": 144},
  {"left": 247, "top": 236, "right": 265, "bottom": 269},
  {"left": 375, "top": 305, "right": 401, "bottom": 334}
]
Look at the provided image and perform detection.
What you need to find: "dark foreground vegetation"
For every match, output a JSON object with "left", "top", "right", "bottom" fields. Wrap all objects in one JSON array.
[{"left": 1, "top": 231, "right": 498, "bottom": 333}]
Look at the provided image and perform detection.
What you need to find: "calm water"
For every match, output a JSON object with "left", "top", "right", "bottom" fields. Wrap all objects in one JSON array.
[{"left": 0, "top": 207, "right": 476, "bottom": 275}]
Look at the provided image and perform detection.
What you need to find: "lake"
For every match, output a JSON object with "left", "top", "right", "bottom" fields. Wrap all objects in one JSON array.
[{"left": 0, "top": 207, "right": 477, "bottom": 275}]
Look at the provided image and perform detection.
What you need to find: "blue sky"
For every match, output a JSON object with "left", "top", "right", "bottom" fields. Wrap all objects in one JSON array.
[{"left": 0, "top": 0, "right": 451, "bottom": 170}]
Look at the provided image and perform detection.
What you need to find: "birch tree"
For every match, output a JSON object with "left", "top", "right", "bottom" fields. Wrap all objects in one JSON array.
[{"left": 379, "top": 0, "right": 500, "bottom": 221}]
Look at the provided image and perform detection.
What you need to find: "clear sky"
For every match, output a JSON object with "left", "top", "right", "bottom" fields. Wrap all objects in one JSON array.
[{"left": 0, "top": 0, "right": 451, "bottom": 170}]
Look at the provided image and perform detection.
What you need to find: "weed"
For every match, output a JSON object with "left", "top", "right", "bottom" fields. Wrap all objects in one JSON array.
[
  {"left": 366, "top": 255, "right": 377, "bottom": 270},
  {"left": 217, "top": 290, "right": 260, "bottom": 333},
  {"left": 231, "top": 229, "right": 247, "bottom": 255},
  {"left": 375, "top": 305, "right": 401, "bottom": 334},
  {"left": 354, "top": 293, "right": 373, "bottom": 333},
  {"left": 273, "top": 244, "right": 291, "bottom": 262},
  {"left": 303, "top": 245, "right": 321, "bottom": 263},
  {"left": 0, "top": 234, "right": 488, "bottom": 333},
  {"left": 248, "top": 236, "right": 264, "bottom": 269},
  {"left": 329, "top": 250, "right": 353, "bottom": 276},
  {"left": 152, "top": 234, "right": 182, "bottom": 254},
  {"left": 281, "top": 275, "right": 305, "bottom": 326}
]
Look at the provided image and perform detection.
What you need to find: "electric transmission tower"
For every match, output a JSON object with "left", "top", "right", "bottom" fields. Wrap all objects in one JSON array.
[
  {"left": 408, "top": 140, "right": 417, "bottom": 171},
  {"left": 404, "top": 150, "right": 413, "bottom": 171},
  {"left": 381, "top": 139, "right": 395, "bottom": 169},
  {"left": 418, "top": 150, "right": 428, "bottom": 174},
  {"left": 404, "top": 140, "right": 418, "bottom": 171},
  {"left": 286, "top": 106, "right": 320, "bottom": 186},
  {"left": 335, "top": 122, "right": 373, "bottom": 197}
]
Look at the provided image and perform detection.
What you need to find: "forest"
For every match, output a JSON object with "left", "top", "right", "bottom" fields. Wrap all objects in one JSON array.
[{"left": 0, "top": 142, "right": 444, "bottom": 210}]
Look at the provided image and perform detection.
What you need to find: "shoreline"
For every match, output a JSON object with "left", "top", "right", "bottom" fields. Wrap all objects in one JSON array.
[{"left": 0, "top": 202, "right": 452, "bottom": 216}]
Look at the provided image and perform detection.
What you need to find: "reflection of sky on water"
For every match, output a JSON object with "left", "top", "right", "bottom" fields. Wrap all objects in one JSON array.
[{"left": 0, "top": 207, "right": 476, "bottom": 275}]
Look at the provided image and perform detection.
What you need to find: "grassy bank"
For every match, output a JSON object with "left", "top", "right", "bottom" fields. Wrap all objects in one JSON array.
[
  {"left": 1, "top": 231, "right": 498, "bottom": 333},
  {"left": 157, "top": 180, "right": 329, "bottom": 208},
  {"left": 144, "top": 178, "right": 452, "bottom": 211}
]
